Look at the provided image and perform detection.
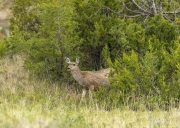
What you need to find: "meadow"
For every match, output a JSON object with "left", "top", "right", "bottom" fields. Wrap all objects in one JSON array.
[{"left": 0, "top": 55, "right": 180, "bottom": 128}]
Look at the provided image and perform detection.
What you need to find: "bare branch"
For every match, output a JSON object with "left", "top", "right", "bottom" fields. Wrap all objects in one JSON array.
[
  {"left": 124, "top": 14, "right": 142, "bottom": 18},
  {"left": 122, "top": 0, "right": 180, "bottom": 23},
  {"left": 140, "top": 0, "right": 149, "bottom": 8},
  {"left": 163, "top": 8, "right": 180, "bottom": 14},
  {"left": 158, "top": 0, "right": 162, "bottom": 12},
  {"left": 163, "top": 14, "right": 174, "bottom": 23},
  {"left": 147, "top": 0, "right": 157, "bottom": 15},
  {"left": 87, "top": 7, "right": 102, "bottom": 19},
  {"left": 102, "top": 5, "right": 124, "bottom": 14},
  {"left": 131, "top": 0, "right": 151, "bottom": 14},
  {"left": 87, "top": 5, "right": 124, "bottom": 18},
  {"left": 125, "top": 6, "right": 148, "bottom": 16},
  {"left": 123, "top": 2, "right": 149, "bottom": 16},
  {"left": 173, "top": 0, "right": 177, "bottom": 21}
]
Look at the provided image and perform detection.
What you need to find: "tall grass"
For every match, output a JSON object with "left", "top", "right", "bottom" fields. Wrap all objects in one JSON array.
[{"left": 0, "top": 55, "right": 180, "bottom": 128}]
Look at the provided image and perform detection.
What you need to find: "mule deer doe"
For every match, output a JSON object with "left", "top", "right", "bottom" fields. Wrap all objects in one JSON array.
[{"left": 65, "top": 57, "right": 110, "bottom": 101}]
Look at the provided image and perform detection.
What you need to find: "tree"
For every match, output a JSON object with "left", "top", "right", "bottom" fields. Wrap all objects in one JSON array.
[
  {"left": 4, "top": 0, "right": 180, "bottom": 106},
  {"left": 121, "top": 0, "right": 180, "bottom": 22},
  {"left": 9, "top": 0, "right": 80, "bottom": 79},
  {"left": 73, "top": 0, "right": 121, "bottom": 70}
]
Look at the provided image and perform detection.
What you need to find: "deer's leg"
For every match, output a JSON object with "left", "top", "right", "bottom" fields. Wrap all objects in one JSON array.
[
  {"left": 81, "top": 89, "right": 87, "bottom": 100},
  {"left": 79, "top": 89, "right": 87, "bottom": 104},
  {"left": 89, "top": 85, "right": 94, "bottom": 100}
]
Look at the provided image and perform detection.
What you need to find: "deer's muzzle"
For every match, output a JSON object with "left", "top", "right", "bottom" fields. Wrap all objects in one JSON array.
[{"left": 67, "top": 66, "right": 71, "bottom": 71}]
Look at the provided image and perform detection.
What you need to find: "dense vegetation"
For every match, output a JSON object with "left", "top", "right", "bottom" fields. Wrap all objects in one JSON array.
[
  {"left": 1, "top": 0, "right": 180, "bottom": 109},
  {"left": 0, "top": 55, "right": 180, "bottom": 127}
]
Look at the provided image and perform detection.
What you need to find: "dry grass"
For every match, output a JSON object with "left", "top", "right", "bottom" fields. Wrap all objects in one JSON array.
[{"left": 0, "top": 55, "right": 180, "bottom": 128}]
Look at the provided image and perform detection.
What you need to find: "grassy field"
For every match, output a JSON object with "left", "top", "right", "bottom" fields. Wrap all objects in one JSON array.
[{"left": 0, "top": 55, "right": 180, "bottom": 128}]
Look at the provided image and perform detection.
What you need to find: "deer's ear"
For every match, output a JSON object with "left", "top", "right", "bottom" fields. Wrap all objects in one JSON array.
[
  {"left": 76, "top": 57, "right": 80, "bottom": 64},
  {"left": 65, "top": 57, "right": 71, "bottom": 63}
]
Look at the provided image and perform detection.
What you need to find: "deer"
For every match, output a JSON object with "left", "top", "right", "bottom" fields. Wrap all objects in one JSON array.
[{"left": 65, "top": 57, "right": 111, "bottom": 101}]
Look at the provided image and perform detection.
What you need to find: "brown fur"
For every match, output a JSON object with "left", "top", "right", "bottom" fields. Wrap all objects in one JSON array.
[{"left": 65, "top": 57, "right": 110, "bottom": 100}]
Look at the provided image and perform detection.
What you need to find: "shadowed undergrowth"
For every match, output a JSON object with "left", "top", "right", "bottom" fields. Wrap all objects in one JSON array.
[{"left": 0, "top": 55, "right": 180, "bottom": 128}]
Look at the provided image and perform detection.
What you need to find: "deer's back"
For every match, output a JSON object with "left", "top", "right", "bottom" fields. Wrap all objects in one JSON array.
[
  {"left": 71, "top": 67, "right": 110, "bottom": 89},
  {"left": 80, "top": 70, "right": 110, "bottom": 88}
]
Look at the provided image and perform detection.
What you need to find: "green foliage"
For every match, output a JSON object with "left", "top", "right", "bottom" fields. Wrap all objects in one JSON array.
[
  {"left": 145, "top": 14, "right": 179, "bottom": 45},
  {"left": 5, "top": 25, "right": 29, "bottom": 53},
  {"left": 0, "top": 40, "right": 7, "bottom": 57},
  {"left": 1, "top": 55, "right": 180, "bottom": 127},
  {"left": 108, "top": 18, "right": 146, "bottom": 58},
  {"left": 2, "top": 0, "right": 180, "bottom": 107},
  {"left": 107, "top": 15, "right": 180, "bottom": 104},
  {"left": 73, "top": 0, "right": 120, "bottom": 69},
  {"left": 9, "top": 0, "right": 81, "bottom": 79}
]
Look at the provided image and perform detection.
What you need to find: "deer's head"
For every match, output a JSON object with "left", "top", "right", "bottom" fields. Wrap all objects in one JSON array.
[{"left": 65, "top": 57, "right": 79, "bottom": 71}]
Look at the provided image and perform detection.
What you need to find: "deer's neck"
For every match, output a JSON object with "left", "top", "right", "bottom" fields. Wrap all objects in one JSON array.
[{"left": 71, "top": 67, "right": 83, "bottom": 82}]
